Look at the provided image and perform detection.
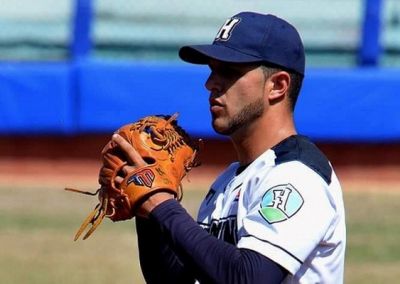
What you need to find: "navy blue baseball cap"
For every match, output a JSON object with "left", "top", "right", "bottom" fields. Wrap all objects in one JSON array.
[{"left": 179, "top": 12, "right": 305, "bottom": 75}]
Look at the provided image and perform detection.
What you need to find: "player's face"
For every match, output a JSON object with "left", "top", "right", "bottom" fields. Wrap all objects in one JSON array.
[{"left": 205, "top": 60, "right": 267, "bottom": 135}]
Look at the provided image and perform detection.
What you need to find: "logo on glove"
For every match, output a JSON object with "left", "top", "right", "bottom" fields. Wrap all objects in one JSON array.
[{"left": 127, "top": 169, "right": 155, "bottom": 188}]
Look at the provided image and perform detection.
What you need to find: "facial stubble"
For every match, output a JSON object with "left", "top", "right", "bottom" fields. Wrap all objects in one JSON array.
[{"left": 213, "top": 96, "right": 265, "bottom": 136}]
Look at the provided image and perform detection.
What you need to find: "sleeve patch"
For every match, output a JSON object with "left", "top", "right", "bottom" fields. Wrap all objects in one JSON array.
[{"left": 259, "top": 184, "right": 304, "bottom": 224}]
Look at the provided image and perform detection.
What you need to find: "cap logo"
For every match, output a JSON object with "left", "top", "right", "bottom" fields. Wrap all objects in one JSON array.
[{"left": 215, "top": 17, "right": 240, "bottom": 41}]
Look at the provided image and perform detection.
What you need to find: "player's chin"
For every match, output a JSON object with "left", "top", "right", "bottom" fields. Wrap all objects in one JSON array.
[{"left": 211, "top": 119, "right": 232, "bottom": 136}]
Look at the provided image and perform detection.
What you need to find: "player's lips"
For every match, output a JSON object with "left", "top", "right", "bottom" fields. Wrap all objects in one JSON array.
[
  {"left": 210, "top": 105, "right": 223, "bottom": 114},
  {"left": 209, "top": 98, "right": 224, "bottom": 113}
]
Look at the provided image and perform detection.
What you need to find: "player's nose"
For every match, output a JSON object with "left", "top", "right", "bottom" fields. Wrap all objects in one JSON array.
[{"left": 205, "top": 71, "right": 221, "bottom": 93}]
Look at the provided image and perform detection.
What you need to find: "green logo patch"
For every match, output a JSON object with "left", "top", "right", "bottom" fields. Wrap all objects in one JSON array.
[{"left": 259, "top": 184, "right": 304, "bottom": 224}]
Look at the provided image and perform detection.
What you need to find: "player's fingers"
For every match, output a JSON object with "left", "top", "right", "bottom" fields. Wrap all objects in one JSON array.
[
  {"left": 121, "top": 165, "right": 137, "bottom": 176},
  {"left": 114, "top": 175, "right": 124, "bottom": 185},
  {"left": 101, "top": 140, "right": 114, "bottom": 155},
  {"left": 112, "top": 133, "right": 147, "bottom": 167}
]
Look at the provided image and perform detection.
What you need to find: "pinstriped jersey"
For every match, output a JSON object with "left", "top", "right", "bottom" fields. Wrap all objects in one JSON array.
[{"left": 197, "top": 135, "right": 346, "bottom": 283}]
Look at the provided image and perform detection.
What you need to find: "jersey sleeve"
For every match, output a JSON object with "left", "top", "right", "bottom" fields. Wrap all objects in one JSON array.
[{"left": 236, "top": 161, "right": 337, "bottom": 274}]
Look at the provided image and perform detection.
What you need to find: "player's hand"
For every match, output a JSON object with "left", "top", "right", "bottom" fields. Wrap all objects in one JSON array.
[
  {"left": 111, "top": 133, "right": 174, "bottom": 217},
  {"left": 110, "top": 133, "right": 147, "bottom": 184}
]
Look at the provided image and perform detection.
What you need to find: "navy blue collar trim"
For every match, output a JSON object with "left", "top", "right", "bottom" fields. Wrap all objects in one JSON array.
[{"left": 272, "top": 135, "right": 332, "bottom": 184}]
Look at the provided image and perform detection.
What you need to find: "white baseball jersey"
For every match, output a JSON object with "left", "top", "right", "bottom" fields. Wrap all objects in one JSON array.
[{"left": 197, "top": 135, "right": 346, "bottom": 283}]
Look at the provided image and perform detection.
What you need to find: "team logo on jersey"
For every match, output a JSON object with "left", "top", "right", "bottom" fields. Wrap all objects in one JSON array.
[
  {"left": 202, "top": 217, "right": 238, "bottom": 245},
  {"left": 259, "top": 184, "right": 303, "bottom": 224},
  {"left": 215, "top": 17, "right": 241, "bottom": 41}
]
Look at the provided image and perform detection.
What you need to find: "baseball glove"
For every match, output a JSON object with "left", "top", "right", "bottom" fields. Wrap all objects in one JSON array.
[{"left": 65, "top": 113, "right": 199, "bottom": 240}]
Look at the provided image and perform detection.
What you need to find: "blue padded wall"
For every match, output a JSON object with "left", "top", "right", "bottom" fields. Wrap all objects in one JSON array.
[
  {"left": 296, "top": 68, "right": 400, "bottom": 142},
  {"left": 77, "top": 60, "right": 213, "bottom": 136},
  {"left": 0, "top": 60, "right": 399, "bottom": 142},
  {"left": 0, "top": 63, "right": 74, "bottom": 134}
]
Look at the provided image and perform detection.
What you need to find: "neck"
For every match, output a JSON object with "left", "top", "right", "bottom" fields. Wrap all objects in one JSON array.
[{"left": 230, "top": 112, "right": 297, "bottom": 165}]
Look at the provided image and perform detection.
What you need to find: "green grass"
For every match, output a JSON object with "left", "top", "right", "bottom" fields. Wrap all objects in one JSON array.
[
  {"left": 344, "top": 190, "right": 400, "bottom": 283},
  {"left": 1, "top": 185, "right": 400, "bottom": 283}
]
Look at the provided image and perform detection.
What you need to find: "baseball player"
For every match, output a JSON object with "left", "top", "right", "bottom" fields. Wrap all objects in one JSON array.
[{"left": 112, "top": 11, "right": 346, "bottom": 283}]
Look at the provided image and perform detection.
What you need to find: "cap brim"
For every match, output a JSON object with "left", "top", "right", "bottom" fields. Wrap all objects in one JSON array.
[{"left": 179, "top": 44, "right": 263, "bottom": 65}]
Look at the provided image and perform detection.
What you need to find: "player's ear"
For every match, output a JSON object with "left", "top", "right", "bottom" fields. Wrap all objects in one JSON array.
[{"left": 266, "top": 71, "right": 290, "bottom": 103}]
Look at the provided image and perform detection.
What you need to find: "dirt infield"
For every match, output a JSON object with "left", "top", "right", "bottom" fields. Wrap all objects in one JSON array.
[{"left": 1, "top": 135, "right": 399, "bottom": 191}]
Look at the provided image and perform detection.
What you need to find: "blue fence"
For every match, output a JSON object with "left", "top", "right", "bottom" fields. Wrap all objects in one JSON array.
[{"left": 1, "top": 60, "right": 399, "bottom": 142}]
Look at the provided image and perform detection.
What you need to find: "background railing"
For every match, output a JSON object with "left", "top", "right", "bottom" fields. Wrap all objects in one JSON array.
[{"left": 2, "top": 0, "right": 398, "bottom": 66}]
